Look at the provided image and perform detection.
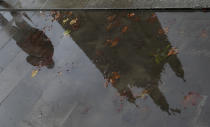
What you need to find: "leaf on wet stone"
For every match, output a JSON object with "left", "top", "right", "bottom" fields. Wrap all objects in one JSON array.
[
  {"left": 110, "top": 38, "right": 120, "bottom": 47},
  {"left": 107, "top": 14, "right": 117, "bottom": 22},
  {"left": 167, "top": 47, "right": 178, "bottom": 56},
  {"left": 158, "top": 27, "right": 169, "bottom": 35},
  {"left": 106, "top": 23, "right": 113, "bottom": 31},
  {"left": 127, "top": 13, "right": 135, "bottom": 18},
  {"left": 70, "top": 18, "right": 78, "bottom": 25},
  {"left": 32, "top": 69, "right": 39, "bottom": 78},
  {"left": 183, "top": 91, "right": 202, "bottom": 108},
  {"left": 121, "top": 26, "right": 128, "bottom": 33},
  {"left": 63, "top": 30, "right": 71, "bottom": 36},
  {"left": 63, "top": 18, "right": 69, "bottom": 24}
]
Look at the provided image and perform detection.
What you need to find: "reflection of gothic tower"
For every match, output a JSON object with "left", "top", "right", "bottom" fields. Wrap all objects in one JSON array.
[
  {"left": 0, "top": 1, "right": 54, "bottom": 68},
  {"left": 55, "top": 11, "right": 185, "bottom": 115}
]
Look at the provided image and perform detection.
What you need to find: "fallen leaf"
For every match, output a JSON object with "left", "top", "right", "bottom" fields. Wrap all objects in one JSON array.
[
  {"left": 32, "top": 69, "right": 39, "bottom": 77},
  {"left": 167, "top": 47, "right": 178, "bottom": 56},
  {"left": 63, "top": 30, "right": 71, "bottom": 36},
  {"left": 158, "top": 27, "right": 169, "bottom": 35},
  {"left": 110, "top": 38, "right": 120, "bottom": 47},
  {"left": 63, "top": 18, "right": 69, "bottom": 24},
  {"left": 128, "top": 13, "right": 135, "bottom": 17},
  {"left": 70, "top": 18, "right": 78, "bottom": 25},
  {"left": 67, "top": 11, "right": 73, "bottom": 16},
  {"left": 121, "top": 26, "right": 128, "bottom": 33},
  {"left": 106, "top": 23, "right": 113, "bottom": 31},
  {"left": 107, "top": 14, "right": 116, "bottom": 22},
  {"left": 183, "top": 91, "right": 202, "bottom": 108}
]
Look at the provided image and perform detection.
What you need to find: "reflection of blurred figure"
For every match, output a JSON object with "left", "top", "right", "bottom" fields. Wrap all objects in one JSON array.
[
  {"left": 0, "top": 1, "right": 54, "bottom": 68},
  {"left": 55, "top": 11, "right": 185, "bottom": 115}
]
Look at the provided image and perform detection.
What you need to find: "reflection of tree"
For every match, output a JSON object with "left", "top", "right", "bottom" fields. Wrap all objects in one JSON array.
[
  {"left": 56, "top": 11, "right": 185, "bottom": 115},
  {"left": 0, "top": 1, "right": 54, "bottom": 68}
]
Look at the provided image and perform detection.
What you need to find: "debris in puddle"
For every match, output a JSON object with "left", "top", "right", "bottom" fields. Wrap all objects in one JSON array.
[
  {"left": 32, "top": 69, "right": 39, "bottom": 78},
  {"left": 107, "top": 14, "right": 117, "bottom": 22},
  {"left": 121, "top": 26, "right": 128, "bottom": 33},
  {"left": 167, "top": 47, "right": 178, "bottom": 56},
  {"left": 127, "top": 13, "right": 135, "bottom": 18},
  {"left": 183, "top": 91, "right": 203, "bottom": 108},
  {"left": 63, "top": 30, "right": 71, "bottom": 36},
  {"left": 158, "top": 27, "right": 169, "bottom": 35},
  {"left": 70, "top": 18, "right": 78, "bottom": 25},
  {"left": 63, "top": 18, "right": 69, "bottom": 24}
]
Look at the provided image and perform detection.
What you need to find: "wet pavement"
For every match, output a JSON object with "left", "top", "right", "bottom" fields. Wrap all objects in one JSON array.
[
  {"left": 1, "top": 0, "right": 210, "bottom": 9},
  {"left": 0, "top": 9, "right": 210, "bottom": 127}
]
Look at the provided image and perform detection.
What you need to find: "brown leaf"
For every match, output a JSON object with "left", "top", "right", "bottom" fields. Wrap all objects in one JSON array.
[
  {"left": 107, "top": 14, "right": 116, "bottom": 22},
  {"left": 70, "top": 18, "right": 78, "bottom": 25},
  {"left": 158, "top": 27, "right": 169, "bottom": 35},
  {"left": 128, "top": 13, "right": 135, "bottom": 17},
  {"left": 106, "top": 23, "right": 113, "bottom": 31},
  {"left": 183, "top": 92, "right": 202, "bottom": 108},
  {"left": 167, "top": 47, "right": 178, "bottom": 56},
  {"left": 110, "top": 38, "right": 120, "bottom": 47},
  {"left": 121, "top": 26, "right": 128, "bottom": 33}
]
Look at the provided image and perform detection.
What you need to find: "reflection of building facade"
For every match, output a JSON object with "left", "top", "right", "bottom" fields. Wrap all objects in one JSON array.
[{"left": 55, "top": 11, "right": 185, "bottom": 114}]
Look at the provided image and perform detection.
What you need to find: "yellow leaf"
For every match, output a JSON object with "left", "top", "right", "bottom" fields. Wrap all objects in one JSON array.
[
  {"left": 32, "top": 69, "right": 39, "bottom": 77},
  {"left": 63, "top": 30, "right": 71, "bottom": 36},
  {"left": 63, "top": 18, "right": 69, "bottom": 24},
  {"left": 70, "top": 18, "right": 78, "bottom": 25}
]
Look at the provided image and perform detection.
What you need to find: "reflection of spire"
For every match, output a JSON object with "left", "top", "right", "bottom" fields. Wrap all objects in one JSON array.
[
  {"left": 0, "top": 12, "right": 54, "bottom": 68},
  {"left": 54, "top": 11, "right": 184, "bottom": 114}
]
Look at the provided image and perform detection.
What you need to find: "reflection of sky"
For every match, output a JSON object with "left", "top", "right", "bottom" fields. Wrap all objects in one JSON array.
[{"left": 0, "top": 11, "right": 209, "bottom": 127}]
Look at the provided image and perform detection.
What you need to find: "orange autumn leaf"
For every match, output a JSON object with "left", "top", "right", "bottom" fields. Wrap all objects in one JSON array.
[
  {"left": 110, "top": 38, "right": 120, "bottom": 47},
  {"left": 106, "top": 23, "right": 113, "bottom": 31},
  {"left": 107, "top": 14, "right": 117, "bottom": 22},
  {"left": 128, "top": 13, "right": 135, "bottom": 17},
  {"left": 158, "top": 27, "right": 169, "bottom": 35},
  {"left": 121, "top": 26, "right": 128, "bottom": 33},
  {"left": 167, "top": 47, "right": 178, "bottom": 56},
  {"left": 112, "top": 72, "right": 120, "bottom": 79},
  {"left": 108, "top": 72, "right": 121, "bottom": 85}
]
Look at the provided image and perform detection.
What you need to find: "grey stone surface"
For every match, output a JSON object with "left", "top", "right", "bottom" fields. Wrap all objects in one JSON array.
[{"left": 1, "top": 0, "right": 210, "bottom": 9}]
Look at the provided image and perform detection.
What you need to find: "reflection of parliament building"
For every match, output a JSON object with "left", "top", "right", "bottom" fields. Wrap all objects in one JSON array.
[{"left": 55, "top": 11, "right": 185, "bottom": 114}]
